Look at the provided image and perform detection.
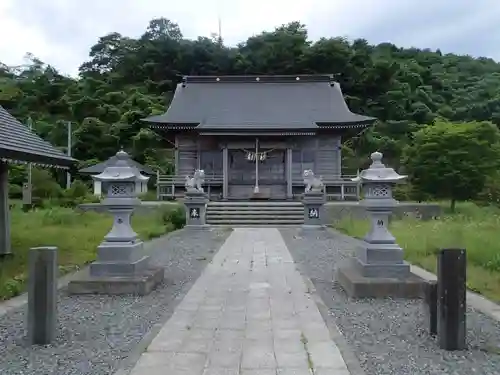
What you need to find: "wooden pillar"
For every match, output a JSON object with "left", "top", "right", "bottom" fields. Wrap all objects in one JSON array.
[
  {"left": 286, "top": 148, "right": 293, "bottom": 199},
  {"left": 437, "top": 248, "right": 466, "bottom": 350},
  {"left": 156, "top": 170, "right": 160, "bottom": 200},
  {"left": 28, "top": 246, "right": 57, "bottom": 344},
  {"left": 94, "top": 180, "right": 102, "bottom": 196},
  {"left": 174, "top": 135, "right": 179, "bottom": 175},
  {"left": 222, "top": 146, "right": 229, "bottom": 199},
  {"left": 0, "top": 162, "right": 10, "bottom": 256},
  {"left": 337, "top": 136, "right": 342, "bottom": 178}
]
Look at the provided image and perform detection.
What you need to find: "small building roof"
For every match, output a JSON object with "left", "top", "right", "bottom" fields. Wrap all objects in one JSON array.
[
  {"left": 92, "top": 150, "right": 151, "bottom": 182},
  {"left": 142, "top": 75, "right": 377, "bottom": 132},
  {"left": 79, "top": 153, "right": 156, "bottom": 176},
  {"left": 0, "top": 106, "right": 75, "bottom": 168}
]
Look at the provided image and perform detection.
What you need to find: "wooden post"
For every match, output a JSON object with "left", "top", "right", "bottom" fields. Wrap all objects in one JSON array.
[
  {"left": 286, "top": 148, "right": 292, "bottom": 199},
  {"left": 28, "top": 247, "right": 58, "bottom": 345},
  {"left": 156, "top": 170, "right": 160, "bottom": 201},
  {"left": 437, "top": 248, "right": 466, "bottom": 350},
  {"left": 222, "top": 146, "right": 228, "bottom": 199},
  {"left": 0, "top": 162, "right": 11, "bottom": 255},
  {"left": 425, "top": 280, "right": 438, "bottom": 335},
  {"left": 174, "top": 135, "right": 179, "bottom": 175}
]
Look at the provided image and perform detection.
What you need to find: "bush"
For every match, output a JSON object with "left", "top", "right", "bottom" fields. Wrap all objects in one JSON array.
[
  {"left": 138, "top": 190, "right": 157, "bottom": 201},
  {"left": 65, "top": 179, "right": 90, "bottom": 199},
  {"left": 32, "top": 169, "right": 63, "bottom": 199},
  {"left": 8, "top": 184, "right": 22, "bottom": 199},
  {"left": 477, "top": 172, "right": 500, "bottom": 206},
  {"left": 335, "top": 202, "right": 500, "bottom": 302},
  {"left": 0, "top": 205, "right": 176, "bottom": 300},
  {"left": 159, "top": 205, "right": 186, "bottom": 229}
]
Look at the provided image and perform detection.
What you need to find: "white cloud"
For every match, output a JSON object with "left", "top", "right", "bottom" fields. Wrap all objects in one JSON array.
[{"left": 0, "top": 0, "right": 499, "bottom": 76}]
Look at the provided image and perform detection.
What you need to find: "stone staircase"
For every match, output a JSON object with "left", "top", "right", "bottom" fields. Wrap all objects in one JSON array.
[{"left": 206, "top": 201, "right": 304, "bottom": 226}]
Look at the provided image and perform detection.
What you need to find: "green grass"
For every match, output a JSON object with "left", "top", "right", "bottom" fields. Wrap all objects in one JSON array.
[
  {"left": 334, "top": 201, "right": 500, "bottom": 303},
  {"left": 0, "top": 204, "right": 184, "bottom": 300}
]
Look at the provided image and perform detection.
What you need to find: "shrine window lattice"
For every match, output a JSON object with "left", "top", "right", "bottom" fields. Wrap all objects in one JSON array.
[
  {"left": 110, "top": 185, "right": 127, "bottom": 196},
  {"left": 368, "top": 185, "right": 390, "bottom": 198}
]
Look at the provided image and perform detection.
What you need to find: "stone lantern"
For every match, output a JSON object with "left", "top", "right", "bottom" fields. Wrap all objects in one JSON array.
[
  {"left": 68, "top": 150, "right": 164, "bottom": 295},
  {"left": 336, "top": 151, "right": 426, "bottom": 298}
]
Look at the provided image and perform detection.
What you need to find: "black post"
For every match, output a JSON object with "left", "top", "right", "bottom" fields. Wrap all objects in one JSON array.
[
  {"left": 424, "top": 280, "right": 438, "bottom": 335},
  {"left": 437, "top": 248, "right": 466, "bottom": 350},
  {"left": 27, "top": 247, "right": 58, "bottom": 345}
]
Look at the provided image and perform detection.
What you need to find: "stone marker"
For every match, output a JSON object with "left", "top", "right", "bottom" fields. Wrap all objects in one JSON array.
[
  {"left": 302, "top": 191, "right": 325, "bottom": 228},
  {"left": 336, "top": 151, "right": 427, "bottom": 298},
  {"left": 27, "top": 246, "right": 57, "bottom": 345},
  {"left": 68, "top": 150, "right": 164, "bottom": 295},
  {"left": 22, "top": 182, "right": 32, "bottom": 212},
  {"left": 437, "top": 248, "right": 466, "bottom": 350},
  {"left": 302, "top": 169, "right": 326, "bottom": 229},
  {"left": 184, "top": 169, "right": 209, "bottom": 228}
]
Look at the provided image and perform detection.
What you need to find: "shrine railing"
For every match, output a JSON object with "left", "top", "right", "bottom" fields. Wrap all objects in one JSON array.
[
  {"left": 156, "top": 173, "right": 223, "bottom": 200},
  {"left": 156, "top": 173, "right": 361, "bottom": 201}
]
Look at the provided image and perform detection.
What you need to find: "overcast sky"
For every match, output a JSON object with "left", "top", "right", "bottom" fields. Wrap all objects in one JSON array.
[{"left": 1, "top": 0, "right": 499, "bottom": 77}]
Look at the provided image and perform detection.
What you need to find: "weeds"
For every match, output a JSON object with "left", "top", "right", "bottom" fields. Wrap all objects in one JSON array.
[{"left": 335, "top": 201, "right": 500, "bottom": 302}]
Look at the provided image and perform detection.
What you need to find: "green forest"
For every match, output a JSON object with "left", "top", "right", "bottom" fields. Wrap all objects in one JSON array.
[{"left": 2, "top": 18, "right": 500, "bottom": 207}]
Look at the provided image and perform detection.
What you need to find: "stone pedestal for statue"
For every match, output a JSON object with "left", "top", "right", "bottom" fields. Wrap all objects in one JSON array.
[
  {"left": 302, "top": 191, "right": 325, "bottom": 229},
  {"left": 184, "top": 190, "right": 209, "bottom": 229},
  {"left": 68, "top": 150, "right": 164, "bottom": 296},
  {"left": 336, "top": 151, "right": 427, "bottom": 298}
]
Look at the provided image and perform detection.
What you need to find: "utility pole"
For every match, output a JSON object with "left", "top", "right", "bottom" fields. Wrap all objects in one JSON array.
[
  {"left": 218, "top": 15, "right": 222, "bottom": 45},
  {"left": 66, "top": 121, "right": 72, "bottom": 189}
]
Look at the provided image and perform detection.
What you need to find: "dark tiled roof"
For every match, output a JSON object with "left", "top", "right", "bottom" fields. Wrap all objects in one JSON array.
[
  {"left": 142, "top": 75, "right": 377, "bottom": 130},
  {"left": 0, "top": 106, "right": 75, "bottom": 167},
  {"left": 78, "top": 155, "right": 156, "bottom": 175}
]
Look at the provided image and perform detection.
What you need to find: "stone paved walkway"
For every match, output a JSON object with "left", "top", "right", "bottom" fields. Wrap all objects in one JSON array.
[{"left": 129, "top": 228, "right": 350, "bottom": 375}]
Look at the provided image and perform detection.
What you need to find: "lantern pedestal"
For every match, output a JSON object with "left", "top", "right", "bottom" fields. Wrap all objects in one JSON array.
[
  {"left": 184, "top": 190, "right": 209, "bottom": 229},
  {"left": 336, "top": 259, "right": 426, "bottom": 299},
  {"left": 302, "top": 191, "right": 325, "bottom": 229},
  {"left": 336, "top": 151, "right": 427, "bottom": 299},
  {"left": 68, "top": 150, "right": 164, "bottom": 296}
]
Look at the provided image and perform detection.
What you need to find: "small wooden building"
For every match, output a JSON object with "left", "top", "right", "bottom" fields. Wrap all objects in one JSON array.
[
  {"left": 0, "top": 106, "right": 75, "bottom": 255},
  {"left": 143, "top": 75, "right": 377, "bottom": 201},
  {"left": 79, "top": 154, "right": 155, "bottom": 196}
]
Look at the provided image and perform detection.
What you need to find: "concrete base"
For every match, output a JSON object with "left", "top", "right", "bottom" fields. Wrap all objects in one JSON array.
[
  {"left": 301, "top": 224, "right": 326, "bottom": 231},
  {"left": 336, "top": 259, "right": 427, "bottom": 299},
  {"left": 68, "top": 267, "right": 164, "bottom": 296},
  {"left": 184, "top": 224, "right": 211, "bottom": 230}
]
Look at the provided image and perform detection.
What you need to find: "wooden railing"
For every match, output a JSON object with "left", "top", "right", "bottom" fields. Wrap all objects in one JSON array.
[
  {"left": 156, "top": 173, "right": 361, "bottom": 201},
  {"left": 156, "top": 173, "right": 223, "bottom": 200}
]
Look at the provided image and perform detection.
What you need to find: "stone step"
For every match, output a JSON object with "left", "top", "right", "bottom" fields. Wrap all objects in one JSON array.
[
  {"left": 206, "top": 218, "right": 304, "bottom": 225},
  {"left": 207, "top": 208, "right": 303, "bottom": 214},
  {"left": 207, "top": 214, "right": 303, "bottom": 220},
  {"left": 208, "top": 201, "right": 303, "bottom": 207},
  {"left": 209, "top": 224, "right": 301, "bottom": 228},
  {"left": 206, "top": 201, "right": 305, "bottom": 225}
]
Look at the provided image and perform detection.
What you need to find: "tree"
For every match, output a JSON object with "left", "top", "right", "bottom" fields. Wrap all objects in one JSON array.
[
  {"left": 3, "top": 19, "right": 500, "bottom": 204},
  {"left": 402, "top": 121, "right": 500, "bottom": 211}
]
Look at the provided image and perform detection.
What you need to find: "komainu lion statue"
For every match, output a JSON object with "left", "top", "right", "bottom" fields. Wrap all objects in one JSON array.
[
  {"left": 303, "top": 169, "right": 324, "bottom": 193},
  {"left": 185, "top": 169, "right": 205, "bottom": 193}
]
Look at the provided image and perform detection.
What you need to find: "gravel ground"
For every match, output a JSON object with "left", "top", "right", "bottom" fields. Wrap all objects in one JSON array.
[
  {"left": 0, "top": 228, "right": 231, "bottom": 375},
  {"left": 280, "top": 228, "right": 500, "bottom": 375}
]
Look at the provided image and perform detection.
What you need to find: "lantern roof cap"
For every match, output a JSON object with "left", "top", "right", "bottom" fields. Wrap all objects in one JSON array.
[
  {"left": 92, "top": 149, "right": 144, "bottom": 182},
  {"left": 352, "top": 151, "right": 407, "bottom": 183}
]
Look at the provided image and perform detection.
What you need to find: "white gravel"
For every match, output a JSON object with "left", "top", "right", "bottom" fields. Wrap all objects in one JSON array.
[
  {"left": 0, "top": 228, "right": 231, "bottom": 375},
  {"left": 280, "top": 228, "right": 500, "bottom": 375}
]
